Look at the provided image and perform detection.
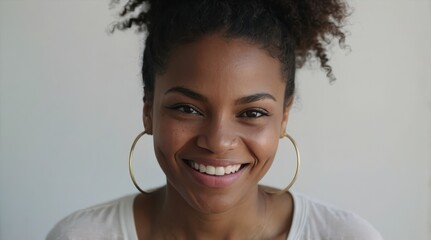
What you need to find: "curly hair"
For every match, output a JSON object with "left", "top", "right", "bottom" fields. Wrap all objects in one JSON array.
[{"left": 110, "top": 0, "right": 349, "bottom": 103}]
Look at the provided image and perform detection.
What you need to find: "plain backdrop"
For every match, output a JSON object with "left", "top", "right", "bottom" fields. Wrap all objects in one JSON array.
[{"left": 1, "top": 0, "right": 430, "bottom": 239}]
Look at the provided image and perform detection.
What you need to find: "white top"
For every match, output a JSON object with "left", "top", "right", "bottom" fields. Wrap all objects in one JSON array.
[
  {"left": 47, "top": 192, "right": 383, "bottom": 240},
  {"left": 287, "top": 193, "right": 383, "bottom": 240}
]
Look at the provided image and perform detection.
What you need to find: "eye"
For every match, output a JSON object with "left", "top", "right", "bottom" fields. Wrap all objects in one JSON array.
[
  {"left": 238, "top": 109, "right": 269, "bottom": 118},
  {"left": 168, "top": 104, "right": 202, "bottom": 115}
]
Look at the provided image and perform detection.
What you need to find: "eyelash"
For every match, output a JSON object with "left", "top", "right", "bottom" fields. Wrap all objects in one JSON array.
[
  {"left": 238, "top": 108, "right": 270, "bottom": 118},
  {"left": 168, "top": 104, "right": 202, "bottom": 115},
  {"left": 168, "top": 104, "right": 270, "bottom": 119}
]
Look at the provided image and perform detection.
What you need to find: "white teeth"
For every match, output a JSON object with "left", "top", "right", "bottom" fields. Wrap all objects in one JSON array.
[
  {"left": 189, "top": 161, "right": 242, "bottom": 176},
  {"left": 215, "top": 167, "right": 225, "bottom": 176},
  {"left": 206, "top": 166, "right": 216, "bottom": 175},
  {"left": 199, "top": 164, "right": 206, "bottom": 172}
]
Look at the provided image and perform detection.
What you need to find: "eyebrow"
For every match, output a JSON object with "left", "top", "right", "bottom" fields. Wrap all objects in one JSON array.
[
  {"left": 164, "top": 86, "right": 276, "bottom": 104},
  {"left": 164, "top": 87, "right": 208, "bottom": 102},
  {"left": 235, "top": 93, "right": 277, "bottom": 105}
]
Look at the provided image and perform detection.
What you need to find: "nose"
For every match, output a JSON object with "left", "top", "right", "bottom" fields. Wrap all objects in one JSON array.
[{"left": 196, "top": 117, "right": 239, "bottom": 154}]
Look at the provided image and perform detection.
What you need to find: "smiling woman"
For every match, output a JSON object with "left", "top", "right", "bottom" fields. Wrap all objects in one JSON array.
[
  {"left": 45, "top": 0, "right": 383, "bottom": 239},
  {"left": 147, "top": 35, "right": 288, "bottom": 215}
]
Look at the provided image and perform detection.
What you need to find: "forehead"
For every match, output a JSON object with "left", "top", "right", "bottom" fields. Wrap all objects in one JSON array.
[
  {"left": 156, "top": 33, "right": 285, "bottom": 99},
  {"left": 165, "top": 34, "right": 282, "bottom": 74}
]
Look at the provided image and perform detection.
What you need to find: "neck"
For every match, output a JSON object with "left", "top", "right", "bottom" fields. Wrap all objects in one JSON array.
[{"left": 156, "top": 183, "right": 272, "bottom": 239}]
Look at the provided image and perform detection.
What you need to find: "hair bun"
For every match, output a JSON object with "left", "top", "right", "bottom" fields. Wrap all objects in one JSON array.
[{"left": 111, "top": 0, "right": 350, "bottom": 86}]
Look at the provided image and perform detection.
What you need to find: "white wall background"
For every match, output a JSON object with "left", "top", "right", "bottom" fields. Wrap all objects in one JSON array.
[{"left": 0, "top": 0, "right": 430, "bottom": 239}]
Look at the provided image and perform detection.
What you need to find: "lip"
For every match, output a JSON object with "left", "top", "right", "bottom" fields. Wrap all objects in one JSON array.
[
  {"left": 183, "top": 158, "right": 248, "bottom": 188},
  {"left": 183, "top": 157, "right": 247, "bottom": 167}
]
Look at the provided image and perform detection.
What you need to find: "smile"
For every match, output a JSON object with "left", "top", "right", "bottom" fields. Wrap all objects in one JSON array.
[{"left": 186, "top": 160, "right": 244, "bottom": 176}]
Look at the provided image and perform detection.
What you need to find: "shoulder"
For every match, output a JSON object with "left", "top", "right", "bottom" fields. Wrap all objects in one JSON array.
[
  {"left": 46, "top": 194, "right": 138, "bottom": 240},
  {"left": 289, "top": 192, "right": 383, "bottom": 240}
]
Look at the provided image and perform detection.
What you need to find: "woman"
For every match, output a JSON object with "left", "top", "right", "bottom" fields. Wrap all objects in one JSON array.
[{"left": 48, "top": 0, "right": 383, "bottom": 239}]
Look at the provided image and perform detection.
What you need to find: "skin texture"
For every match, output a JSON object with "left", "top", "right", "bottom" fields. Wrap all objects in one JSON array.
[{"left": 135, "top": 33, "right": 294, "bottom": 239}]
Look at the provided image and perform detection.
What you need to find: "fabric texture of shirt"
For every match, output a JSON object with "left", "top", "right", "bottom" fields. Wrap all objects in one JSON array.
[{"left": 46, "top": 192, "right": 383, "bottom": 240}]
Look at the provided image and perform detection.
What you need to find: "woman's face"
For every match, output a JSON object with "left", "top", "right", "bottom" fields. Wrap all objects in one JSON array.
[{"left": 144, "top": 33, "right": 291, "bottom": 213}]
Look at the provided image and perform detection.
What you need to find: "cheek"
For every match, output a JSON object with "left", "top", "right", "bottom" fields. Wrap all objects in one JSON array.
[
  {"left": 152, "top": 111, "right": 194, "bottom": 171},
  {"left": 241, "top": 125, "right": 280, "bottom": 168}
]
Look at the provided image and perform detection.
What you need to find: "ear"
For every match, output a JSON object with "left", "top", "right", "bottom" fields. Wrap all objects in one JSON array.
[
  {"left": 143, "top": 100, "right": 153, "bottom": 135},
  {"left": 280, "top": 96, "right": 294, "bottom": 137}
]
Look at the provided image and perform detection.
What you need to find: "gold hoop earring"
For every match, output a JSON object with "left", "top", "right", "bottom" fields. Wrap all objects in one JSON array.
[
  {"left": 128, "top": 131, "right": 149, "bottom": 194},
  {"left": 266, "top": 132, "right": 301, "bottom": 194}
]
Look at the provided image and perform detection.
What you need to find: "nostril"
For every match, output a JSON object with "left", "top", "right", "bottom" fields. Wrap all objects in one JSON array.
[{"left": 196, "top": 133, "right": 239, "bottom": 154}]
